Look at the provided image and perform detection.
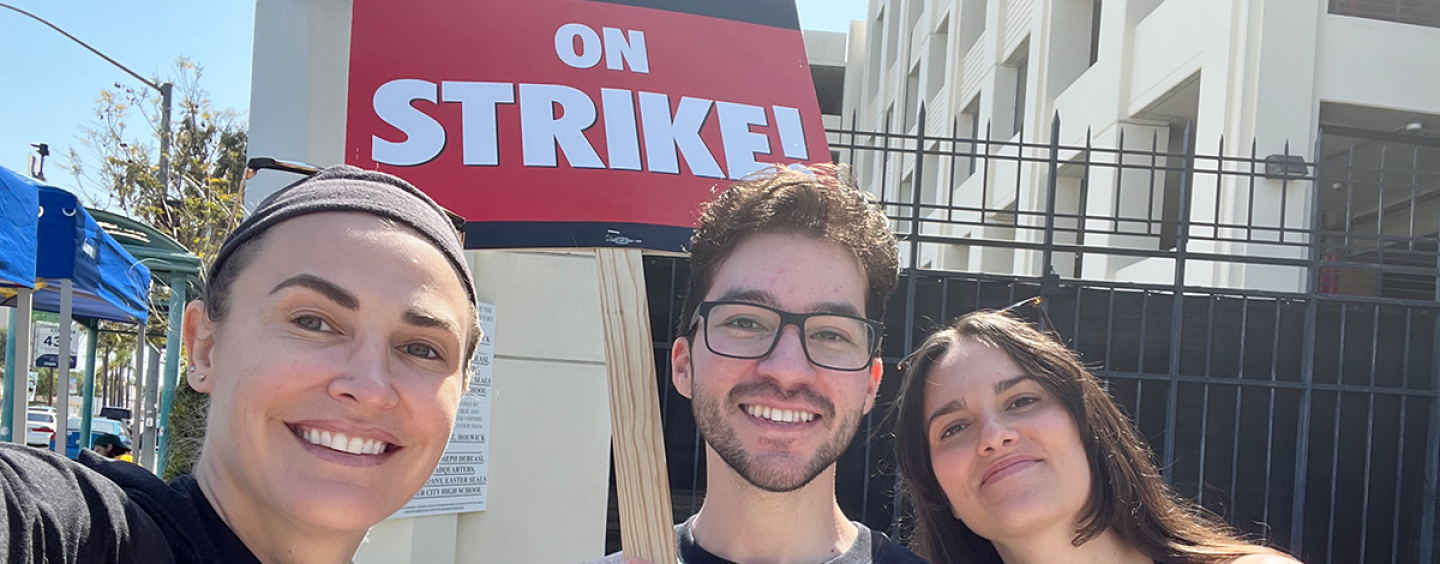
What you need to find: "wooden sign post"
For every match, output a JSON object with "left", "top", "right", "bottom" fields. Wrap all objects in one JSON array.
[{"left": 596, "top": 247, "right": 678, "bottom": 564}]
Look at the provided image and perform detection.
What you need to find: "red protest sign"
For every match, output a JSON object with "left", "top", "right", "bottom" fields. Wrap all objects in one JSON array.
[{"left": 345, "top": 0, "right": 828, "bottom": 251}]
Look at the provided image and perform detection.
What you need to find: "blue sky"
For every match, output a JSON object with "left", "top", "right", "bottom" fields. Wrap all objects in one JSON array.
[{"left": 0, "top": 0, "right": 867, "bottom": 208}]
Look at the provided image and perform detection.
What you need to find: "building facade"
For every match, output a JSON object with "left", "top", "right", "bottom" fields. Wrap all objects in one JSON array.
[{"left": 839, "top": 0, "right": 1440, "bottom": 295}]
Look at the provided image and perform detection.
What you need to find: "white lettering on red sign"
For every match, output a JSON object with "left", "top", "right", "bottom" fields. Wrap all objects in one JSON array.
[{"left": 369, "top": 23, "right": 807, "bottom": 179}]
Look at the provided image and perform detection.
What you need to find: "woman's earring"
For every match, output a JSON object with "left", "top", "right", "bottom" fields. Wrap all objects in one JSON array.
[{"left": 189, "top": 364, "right": 205, "bottom": 382}]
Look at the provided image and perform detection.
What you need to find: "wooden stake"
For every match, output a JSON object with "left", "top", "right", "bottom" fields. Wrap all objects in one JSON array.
[{"left": 595, "top": 248, "right": 677, "bottom": 564}]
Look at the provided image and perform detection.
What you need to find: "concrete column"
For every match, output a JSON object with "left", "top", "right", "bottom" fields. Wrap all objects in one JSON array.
[
  {"left": 246, "top": 0, "right": 353, "bottom": 206},
  {"left": 352, "top": 250, "right": 615, "bottom": 564}
]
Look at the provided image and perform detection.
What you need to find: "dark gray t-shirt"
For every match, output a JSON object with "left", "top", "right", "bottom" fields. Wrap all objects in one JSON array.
[{"left": 583, "top": 516, "right": 931, "bottom": 564}]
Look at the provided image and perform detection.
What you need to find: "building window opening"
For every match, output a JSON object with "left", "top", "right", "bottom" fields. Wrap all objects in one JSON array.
[
  {"left": 925, "top": 16, "right": 950, "bottom": 103},
  {"left": 1002, "top": 41, "right": 1029, "bottom": 139},
  {"left": 960, "top": 95, "right": 982, "bottom": 178},
  {"left": 1090, "top": 0, "right": 1103, "bottom": 66},
  {"left": 885, "top": 2, "right": 901, "bottom": 68},
  {"left": 904, "top": 63, "right": 921, "bottom": 132}
]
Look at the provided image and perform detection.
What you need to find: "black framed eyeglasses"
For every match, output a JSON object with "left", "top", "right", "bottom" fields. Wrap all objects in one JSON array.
[
  {"left": 688, "top": 300, "right": 883, "bottom": 372},
  {"left": 245, "top": 157, "right": 468, "bottom": 245}
]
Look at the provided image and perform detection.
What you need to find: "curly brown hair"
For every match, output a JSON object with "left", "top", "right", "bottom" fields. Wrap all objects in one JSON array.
[
  {"left": 890, "top": 311, "right": 1278, "bottom": 564},
  {"left": 679, "top": 164, "right": 900, "bottom": 333}
]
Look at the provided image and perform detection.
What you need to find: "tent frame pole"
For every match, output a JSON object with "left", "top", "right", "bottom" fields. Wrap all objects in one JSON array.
[
  {"left": 6, "top": 290, "right": 33, "bottom": 444},
  {"left": 80, "top": 318, "right": 99, "bottom": 448},
  {"left": 52, "top": 279, "right": 72, "bottom": 454}
]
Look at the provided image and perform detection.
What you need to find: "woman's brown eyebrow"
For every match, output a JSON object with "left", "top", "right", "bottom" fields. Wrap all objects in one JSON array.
[
  {"left": 403, "top": 309, "right": 459, "bottom": 334},
  {"left": 926, "top": 399, "right": 966, "bottom": 429},
  {"left": 270, "top": 274, "right": 359, "bottom": 310},
  {"left": 993, "top": 374, "right": 1036, "bottom": 395}
]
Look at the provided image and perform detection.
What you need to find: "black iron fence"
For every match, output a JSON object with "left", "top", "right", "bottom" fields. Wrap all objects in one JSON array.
[{"left": 604, "top": 110, "right": 1440, "bottom": 564}]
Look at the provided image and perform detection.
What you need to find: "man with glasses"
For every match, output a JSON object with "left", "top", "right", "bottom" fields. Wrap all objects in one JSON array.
[{"left": 587, "top": 164, "right": 924, "bottom": 564}]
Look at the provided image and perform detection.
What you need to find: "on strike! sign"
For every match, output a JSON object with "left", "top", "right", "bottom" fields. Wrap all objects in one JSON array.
[{"left": 346, "top": 0, "right": 829, "bottom": 251}]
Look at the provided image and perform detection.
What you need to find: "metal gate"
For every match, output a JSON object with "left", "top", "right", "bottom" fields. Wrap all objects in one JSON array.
[{"left": 604, "top": 109, "right": 1440, "bottom": 564}]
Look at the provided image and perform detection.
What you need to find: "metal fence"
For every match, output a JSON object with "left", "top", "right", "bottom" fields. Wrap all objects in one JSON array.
[{"left": 603, "top": 109, "right": 1440, "bottom": 564}]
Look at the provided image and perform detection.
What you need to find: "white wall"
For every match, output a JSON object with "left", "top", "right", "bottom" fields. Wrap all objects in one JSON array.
[
  {"left": 803, "top": 30, "right": 849, "bottom": 67},
  {"left": 246, "top": 0, "right": 352, "bottom": 208},
  {"left": 1315, "top": 13, "right": 1440, "bottom": 118}
]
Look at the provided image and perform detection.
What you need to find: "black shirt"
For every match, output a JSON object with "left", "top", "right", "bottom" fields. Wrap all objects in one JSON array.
[
  {"left": 0, "top": 443, "right": 261, "bottom": 564},
  {"left": 583, "top": 515, "right": 932, "bottom": 564}
]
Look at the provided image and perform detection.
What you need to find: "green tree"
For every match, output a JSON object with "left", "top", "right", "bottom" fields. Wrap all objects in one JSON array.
[
  {"left": 64, "top": 57, "right": 247, "bottom": 262},
  {"left": 62, "top": 57, "right": 243, "bottom": 478}
]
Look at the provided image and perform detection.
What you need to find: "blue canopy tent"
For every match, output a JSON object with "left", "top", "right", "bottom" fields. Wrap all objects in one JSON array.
[
  {"left": 31, "top": 186, "right": 151, "bottom": 323},
  {"left": 0, "top": 173, "right": 151, "bottom": 451},
  {"left": 0, "top": 166, "right": 39, "bottom": 443},
  {"left": 0, "top": 166, "right": 37, "bottom": 289}
]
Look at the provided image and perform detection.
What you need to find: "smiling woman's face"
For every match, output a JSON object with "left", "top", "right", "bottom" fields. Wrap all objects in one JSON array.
[
  {"left": 922, "top": 338, "right": 1091, "bottom": 543},
  {"left": 184, "top": 212, "right": 471, "bottom": 533}
]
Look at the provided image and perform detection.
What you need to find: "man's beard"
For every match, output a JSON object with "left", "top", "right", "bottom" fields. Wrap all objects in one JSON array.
[{"left": 692, "top": 377, "right": 864, "bottom": 493}]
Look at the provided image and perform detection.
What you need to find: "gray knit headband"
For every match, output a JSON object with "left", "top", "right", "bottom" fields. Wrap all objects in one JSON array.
[{"left": 209, "top": 165, "right": 476, "bottom": 306}]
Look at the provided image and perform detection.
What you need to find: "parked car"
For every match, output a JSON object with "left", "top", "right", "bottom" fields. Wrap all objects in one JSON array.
[
  {"left": 98, "top": 406, "right": 132, "bottom": 426},
  {"left": 60, "top": 417, "right": 133, "bottom": 459},
  {"left": 25, "top": 409, "right": 57, "bottom": 447}
]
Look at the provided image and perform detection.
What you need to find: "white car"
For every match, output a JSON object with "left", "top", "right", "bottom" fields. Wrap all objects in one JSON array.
[{"left": 25, "top": 409, "right": 58, "bottom": 447}]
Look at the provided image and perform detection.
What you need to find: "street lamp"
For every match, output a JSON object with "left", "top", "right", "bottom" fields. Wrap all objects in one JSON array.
[
  {"left": 0, "top": 4, "right": 172, "bottom": 200},
  {"left": 0, "top": 3, "right": 172, "bottom": 458}
]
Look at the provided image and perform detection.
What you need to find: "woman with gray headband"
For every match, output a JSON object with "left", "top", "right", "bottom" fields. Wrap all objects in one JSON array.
[{"left": 0, "top": 166, "right": 481, "bottom": 564}]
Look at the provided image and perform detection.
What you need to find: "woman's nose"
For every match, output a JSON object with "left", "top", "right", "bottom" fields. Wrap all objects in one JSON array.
[
  {"left": 328, "top": 340, "right": 401, "bottom": 410},
  {"left": 975, "top": 413, "right": 1019, "bottom": 455}
]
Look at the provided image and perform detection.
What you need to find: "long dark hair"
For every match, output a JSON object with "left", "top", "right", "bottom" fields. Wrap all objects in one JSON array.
[{"left": 890, "top": 311, "right": 1273, "bottom": 564}]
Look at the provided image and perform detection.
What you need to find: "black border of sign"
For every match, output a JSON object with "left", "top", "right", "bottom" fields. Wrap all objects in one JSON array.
[
  {"left": 583, "top": 0, "right": 800, "bottom": 30},
  {"left": 465, "top": 221, "right": 694, "bottom": 252}
]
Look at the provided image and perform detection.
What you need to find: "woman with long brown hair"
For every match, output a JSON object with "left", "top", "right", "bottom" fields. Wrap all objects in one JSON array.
[{"left": 889, "top": 308, "right": 1300, "bottom": 564}]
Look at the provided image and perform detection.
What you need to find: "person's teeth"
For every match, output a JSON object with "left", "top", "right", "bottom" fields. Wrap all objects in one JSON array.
[
  {"left": 297, "top": 427, "right": 388, "bottom": 455},
  {"left": 743, "top": 405, "right": 818, "bottom": 423}
]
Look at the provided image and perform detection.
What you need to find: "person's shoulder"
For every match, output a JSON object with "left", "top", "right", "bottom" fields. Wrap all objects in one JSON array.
[
  {"left": 0, "top": 442, "right": 128, "bottom": 497},
  {"left": 573, "top": 521, "right": 688, "bottom": 564},
  {"left": 865, "top": 525, "right": 931, "bottom": 564},
  {"left": 0, "top": 443, "right": 175, "bottom": 563},
  {"left": 1225, "top": 552, "right": 1304, "bottom": 564},
  {"left": 77, "top": 449, "right": 164, "bottom": 487}
]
